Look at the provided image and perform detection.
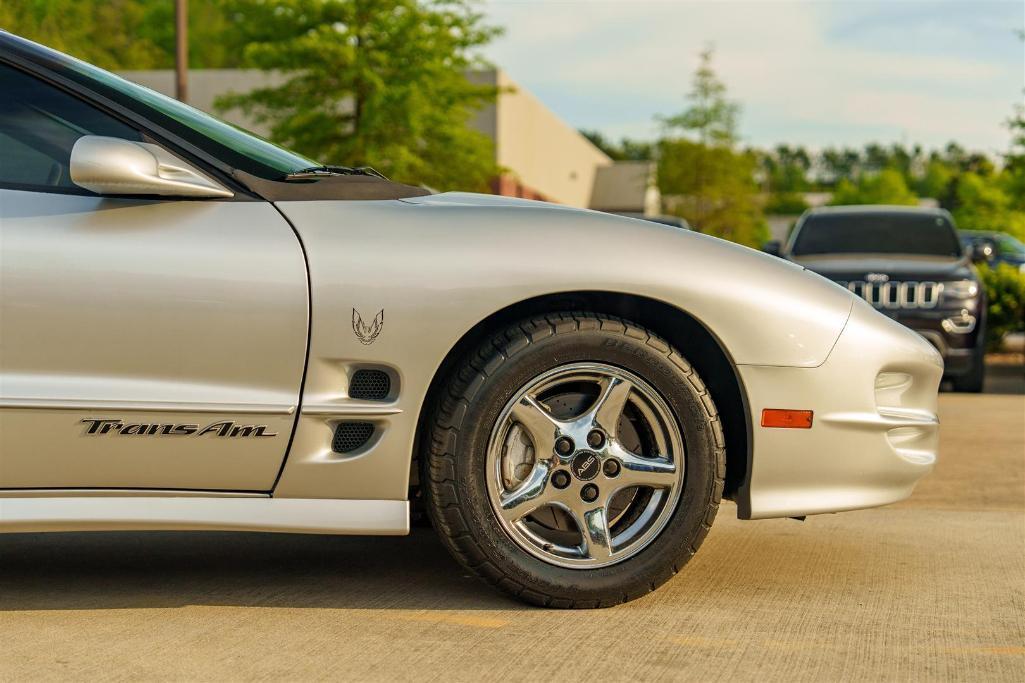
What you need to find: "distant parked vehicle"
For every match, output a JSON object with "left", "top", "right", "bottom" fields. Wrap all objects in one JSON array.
[
  {"left": 959, "top": 230, "right": 1025, "bottom": 272},
  {"left": 765, "top": 206, "right": 988, "bottom": 392}
]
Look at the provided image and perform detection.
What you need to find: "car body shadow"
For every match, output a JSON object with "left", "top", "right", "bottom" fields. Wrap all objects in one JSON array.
[{"left": 0, "top": 528, "right": 523, "bottom": 612}]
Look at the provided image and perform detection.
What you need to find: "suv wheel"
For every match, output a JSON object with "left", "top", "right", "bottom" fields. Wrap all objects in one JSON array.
[{"left": 951, "top": 338, "right": 986, "bottom": 393}]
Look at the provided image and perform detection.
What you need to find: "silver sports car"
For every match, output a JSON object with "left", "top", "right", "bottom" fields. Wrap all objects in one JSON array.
[{"left": 0, "top": 33, "right": 942, "bottom": 607}]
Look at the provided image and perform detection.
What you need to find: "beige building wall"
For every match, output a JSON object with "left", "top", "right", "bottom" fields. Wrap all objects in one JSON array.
[
  {"left": 590, "top": 161, "right": 660, "bottom": 215},
  {"left": 469, "top": 70, "right": 612, "bottom": 208}
]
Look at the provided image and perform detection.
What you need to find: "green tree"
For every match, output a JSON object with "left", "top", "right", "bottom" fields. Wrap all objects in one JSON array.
[
  {"left": 977, "top": 263, "right": 1025, "bottom": 349},
  {"left": 758, "top": 144, "right": 811, "bottom": 193},
  {"left": 764, "top": 192, "right": 809, "bottom": 215},
  {"left": 953, "top": 172, "right": 1025, "bottom": 240},
  {"left": 660, "top": 47, "right": 739, "bottom": 146},
  {"left": 829, "top": 169, "right": 918, "bottom": 206},
  {"left": 214, "top": 0, "right": 502, "bottom": 191},
  {"left": 657, "top": 48, "right": 766, "bottom": 246},
  {"left": 1005, "top": 103, "right": 1025, "bottom": 208},
  {"left": 954, "top": 172, "right": 1009, "bottom": 224},
  {"left": 916, "top": 158, "right": 954, "bottom": 201},
  {"left": 1004, "top": 31, "right": 1025, "bottom": 207},
  {"left": 0, "top": 0, "right": 166, "bottom": 69},
  {"left": 820, "top": 147, "right": 862, "bottom": 187},
  {"left": 132, "top": 1, "right": 248, "bottom": 69},
  {"left": 863, "top": 143, "right": 890, "bottom": 173},
  {"left": 659, "top": 140, "right": 767, "bottom": 245},
  {"left": 580, "top": 130, "right": 654, "bottom": 161},
  {"left": 0, "top": 0, "right": 242, "bottom": 69}
]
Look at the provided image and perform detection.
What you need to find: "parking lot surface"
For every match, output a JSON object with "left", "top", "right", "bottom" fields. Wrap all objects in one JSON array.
[{"left": 2, "top": 364, "right": 1023, "bottom": 681}]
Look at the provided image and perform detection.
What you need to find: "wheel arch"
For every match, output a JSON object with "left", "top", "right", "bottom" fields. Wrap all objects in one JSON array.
[{"left": 412, "top": 291, "right": 753, "bottom": 517}]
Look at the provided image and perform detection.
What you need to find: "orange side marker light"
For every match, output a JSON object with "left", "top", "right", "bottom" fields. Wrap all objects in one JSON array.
[{"left": 761, "top": 409, "right": 814, "bottom": 429}]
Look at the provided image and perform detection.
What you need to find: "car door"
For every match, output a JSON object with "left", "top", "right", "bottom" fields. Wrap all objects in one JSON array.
[{"left": 0, "top": 61, "right": 308, "bottom": 491}]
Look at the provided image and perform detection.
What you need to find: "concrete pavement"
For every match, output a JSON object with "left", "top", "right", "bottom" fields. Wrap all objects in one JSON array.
[{"left": 2, "top": 376, "right": 1022, "bottom": 681}]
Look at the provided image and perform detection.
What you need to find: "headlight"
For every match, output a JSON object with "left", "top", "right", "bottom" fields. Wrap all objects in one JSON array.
[{"left": 944, "top": 280, "right": 979, "bottom": 299}]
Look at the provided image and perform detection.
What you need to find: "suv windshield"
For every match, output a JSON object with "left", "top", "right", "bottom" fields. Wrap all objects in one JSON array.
[
  {"left": 791, "top": 212, "right": 962, "bottom": 258},
  {"left": 4, "top": 32, "right": 319, "bottom": 179}
]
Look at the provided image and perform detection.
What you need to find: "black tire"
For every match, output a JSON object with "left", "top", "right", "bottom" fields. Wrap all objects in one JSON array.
[
  {"left": 422, "top": 312, "right": 725, "bottom": 608},
  {"left": 951, "top": 341, "right": 986, "bottom": 393}
]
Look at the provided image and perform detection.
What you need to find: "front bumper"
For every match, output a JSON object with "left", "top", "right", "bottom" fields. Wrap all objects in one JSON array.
[{"left": 738, "top": 300, "right": 943, "bottom": 519}]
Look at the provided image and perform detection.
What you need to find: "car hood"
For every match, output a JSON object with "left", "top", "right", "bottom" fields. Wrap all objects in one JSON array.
[
  {"left": 400, "top": 191, "right": 591, "bottom": 212},
  {"left": 791, "top": 254, "right": 973, "bottom": 281},
  {"left": 277, "top": 190, "right": 858, "bottom": 367}
]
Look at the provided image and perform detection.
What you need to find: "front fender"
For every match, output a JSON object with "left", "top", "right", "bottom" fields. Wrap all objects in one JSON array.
[{"left": 270, "top": 196, "right": 854, "bottom": 500}]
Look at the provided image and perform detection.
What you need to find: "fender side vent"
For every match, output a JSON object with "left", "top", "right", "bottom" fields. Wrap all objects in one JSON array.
[
  {"left": 349, "top": 369, "right": 391, "bottom": 400},
  {"left": 332, "top": 422, "right": 375, "bottom": 454}
]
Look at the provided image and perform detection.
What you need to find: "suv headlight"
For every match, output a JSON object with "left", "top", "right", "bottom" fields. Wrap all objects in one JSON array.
[{"left": 944, "top": 280, "right": 979, "bottom": 299}]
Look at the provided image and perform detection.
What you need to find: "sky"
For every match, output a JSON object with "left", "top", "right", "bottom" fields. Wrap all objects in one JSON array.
[{"left": 480, "top": 0, "right": 1025, "bottom": 154}]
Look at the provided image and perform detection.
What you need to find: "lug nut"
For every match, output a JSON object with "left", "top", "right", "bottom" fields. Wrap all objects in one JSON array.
[
  {"left": 587, "top": 429, "right": 606, "bottom": 449},
  {"left": 555, "top": 436, "right": 575, "bottom": 456},
  {"left": 603, "top": 459, "right": 620, "bottom": 477},
  {"left": 581, "top": 484, "right": 599, "bottom": 502},
  {"left": 551, "top": 470, "right": 571, "bottom": 489}
]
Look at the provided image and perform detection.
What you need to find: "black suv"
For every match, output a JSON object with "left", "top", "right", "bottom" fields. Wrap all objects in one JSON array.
[{"left": 765, "top": 206, "right": 988, "bottom": 392}]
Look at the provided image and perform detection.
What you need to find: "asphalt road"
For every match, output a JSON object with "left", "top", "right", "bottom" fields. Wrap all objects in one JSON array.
[{"left": 2, "top": 364, "right": 1023, "bottom": 681}]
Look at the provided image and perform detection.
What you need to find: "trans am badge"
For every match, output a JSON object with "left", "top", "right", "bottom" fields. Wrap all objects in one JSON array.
[
  {"left": 81, "top": 419, "right": 277, "bottom": 437},
  {"left": 352, "top": 308, "right": 384, "bottom": 345}
]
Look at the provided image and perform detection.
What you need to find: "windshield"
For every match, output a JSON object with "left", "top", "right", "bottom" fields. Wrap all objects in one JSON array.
[
  {"left": 6, "top": 33, "right": 318, "bottom": 179},
  {"left": 792, "top": 212, "right": 962, "bottom": 258},
  {"left": 996, "top": 234, "right": 1025, "bottom": 257}
]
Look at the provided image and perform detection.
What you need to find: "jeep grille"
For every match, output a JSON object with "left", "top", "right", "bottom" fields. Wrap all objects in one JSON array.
[{"left": 838, "top": 281, "right": 942, "bottom": 309}]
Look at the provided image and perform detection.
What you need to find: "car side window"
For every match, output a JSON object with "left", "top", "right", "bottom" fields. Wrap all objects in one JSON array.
[{"left": 0, "top": 62, "right": 142, "bottom": 193}]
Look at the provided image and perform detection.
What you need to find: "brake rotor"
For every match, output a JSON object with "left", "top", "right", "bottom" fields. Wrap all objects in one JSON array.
[{"left": 500, "top": 388, "right": 648, "bottom": 533}]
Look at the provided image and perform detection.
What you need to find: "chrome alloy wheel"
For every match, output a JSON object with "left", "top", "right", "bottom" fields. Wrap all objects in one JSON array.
[{"left": 485, "top": 362, "right": 685, "bottom": 569}]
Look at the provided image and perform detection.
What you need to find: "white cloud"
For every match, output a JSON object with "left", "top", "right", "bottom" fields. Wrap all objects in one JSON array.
[{"left": 480, "top": 0, "right": 1023, "bottom": 151}]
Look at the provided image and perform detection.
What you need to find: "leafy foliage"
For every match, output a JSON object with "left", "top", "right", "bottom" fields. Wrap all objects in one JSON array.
[
  {"left": 658, "top": 140, "right": 768, "bottom": 246},
  {"left": 916, "top": 159, "right": 954, "bottom": 200},
  {"left": 829, "top": 169, "right": 918, "bottom": 206},
  {"left": 978, "top": 263, "right": 1025, "bottom": 349},
  {"left": 657, "top": 48, "right": 767, "bottom": 247},
  {"left": 764, "top": 192, "right": 809, "bottom": 215},
  {"left": 757, "top": 145, "right": 811, "bottom": 193},
  {"left": 659, "top": 48, "right": 739, "bottom": 146},
  {"left": 952, "top": 172, "right": 1025, "bottom": 238},
  {"left": 1007, "top": 104, "right": 1025, "bottom": 180},
  {"left": 0, "top": 0, "right": 166, "bottom": 69},
  {"left": 579, "top": 130, "right": 654, "bottom": 161},
  {"left": 0, "top": 0, "right": 244, "bottom": 69},
  {"left": 214, "top": 0, "right": 501, "bottom": 191}
]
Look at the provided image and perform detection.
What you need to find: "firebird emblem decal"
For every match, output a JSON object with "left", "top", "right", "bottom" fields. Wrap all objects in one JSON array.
[{"left": 352, "top": 308, "right": 384, "bottom": 345}]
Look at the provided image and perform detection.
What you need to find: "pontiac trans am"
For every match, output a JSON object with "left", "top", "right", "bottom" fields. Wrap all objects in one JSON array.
[{"left": 0, "top": 33, "right": 943, "bottom": 607}]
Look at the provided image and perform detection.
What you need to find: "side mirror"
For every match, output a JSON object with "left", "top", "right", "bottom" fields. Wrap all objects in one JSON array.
[
  {"left": 763, "top": 240, "right": 782, "bottom": 257},
  {"left": 70, "top": 135, "right": 232, "bottom": 198},
  {"left": 971, "top": 240, "right": 995, "bottom": 264}
]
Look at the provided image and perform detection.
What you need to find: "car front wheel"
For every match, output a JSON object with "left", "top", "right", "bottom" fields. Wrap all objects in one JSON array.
[{"left": 422, "top": 312, "right": 725, "bottom": 607}]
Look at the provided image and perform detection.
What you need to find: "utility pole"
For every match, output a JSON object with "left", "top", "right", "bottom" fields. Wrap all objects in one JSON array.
[{"left": 174, "top": 0, "right": 188, "bottom": 102}]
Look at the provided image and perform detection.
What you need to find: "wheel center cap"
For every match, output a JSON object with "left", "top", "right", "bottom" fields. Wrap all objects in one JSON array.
[{"left": 571, "top": 452, "right": 601, "bottom": 481}]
